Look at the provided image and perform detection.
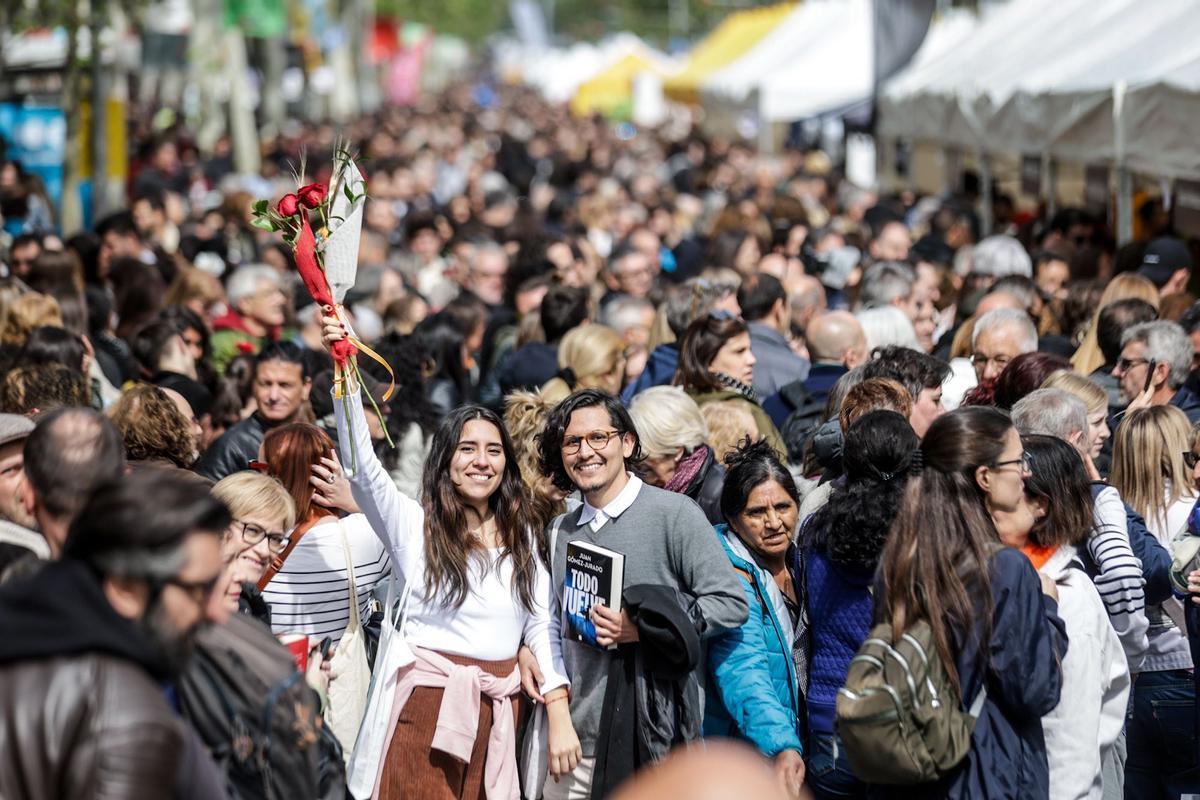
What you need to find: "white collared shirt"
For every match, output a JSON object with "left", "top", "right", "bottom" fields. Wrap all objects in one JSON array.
[{"left": 577, "top": 473, "right": 644, "bottom": 532}]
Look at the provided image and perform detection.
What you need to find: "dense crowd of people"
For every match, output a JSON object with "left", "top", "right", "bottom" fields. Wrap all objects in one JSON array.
[{"left": 1, "top": 80, "right": 1200, "bottom": 799}]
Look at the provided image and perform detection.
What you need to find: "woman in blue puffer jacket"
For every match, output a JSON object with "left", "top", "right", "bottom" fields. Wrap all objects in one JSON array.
[{"left": 703, "top": 438, "right": 806, "bottom": 797}]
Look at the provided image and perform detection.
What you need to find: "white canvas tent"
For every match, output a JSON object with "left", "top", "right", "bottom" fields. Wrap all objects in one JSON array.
[
  {"left": 878, "top": 0, "right": 1200, "bottom": 181},
  {"left": 755, "top": 0, "right": 872, "bottom": 123},
  {"left": 499, "top": 33, "right": 665, "bottom": 105},
  {"left": 698, "top": 1, "right": 976, "bottom": 143},
  {"left": 697, "top": 0, "right": 872, "bottom": 138}
]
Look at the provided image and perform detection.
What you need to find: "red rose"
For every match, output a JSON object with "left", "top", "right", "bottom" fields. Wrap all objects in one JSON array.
[
  {"left": 236, "top": 340, "right": 256, "bottom": 354},
  {"left": 298, "top": 183, "right": 327, "bottom": 209},
  {"left": 277, "top": 193, "right": 300, "bottom": 217}
]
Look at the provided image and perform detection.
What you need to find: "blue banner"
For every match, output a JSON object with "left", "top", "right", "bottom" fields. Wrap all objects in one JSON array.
[{"left": 0, "top": 105, "right": 67, "bottom": 226}]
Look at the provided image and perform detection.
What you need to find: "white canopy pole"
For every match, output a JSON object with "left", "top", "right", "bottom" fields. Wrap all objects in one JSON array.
[
  {"left": 1113, "top": 79, "right": 1134, "bottom": 245},
  {"left": 979, "top": 152, "right": 993, "bottom": 238}
]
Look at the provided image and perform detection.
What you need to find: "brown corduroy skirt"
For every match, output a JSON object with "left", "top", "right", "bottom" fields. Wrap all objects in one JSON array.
[{"left": 377, "top": 652, "right": 521, "bottom": 800}]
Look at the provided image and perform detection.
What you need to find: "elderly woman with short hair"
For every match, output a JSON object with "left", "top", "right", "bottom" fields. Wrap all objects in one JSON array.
[{"left": 629, "top": 385, "right": 725, "bottom": 524}]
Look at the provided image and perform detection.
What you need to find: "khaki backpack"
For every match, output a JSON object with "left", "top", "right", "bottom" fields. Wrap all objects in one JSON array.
[{"left": 835, "top": 619, "right": 986, "bottom": 785}]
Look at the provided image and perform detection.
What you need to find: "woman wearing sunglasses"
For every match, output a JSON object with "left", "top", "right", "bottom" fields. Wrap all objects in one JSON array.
[
  {"left": 319, "top": 312, "right": 579, "bottom": 799},
  {"left": 675, "top": 311, "right": 785, "bottom": 458},
  {"left": 1110, "top": 405, "right": 1200, "bottom": 797},
  {"left": 177, "top": 470, "right": 346, "bottom": 800}
]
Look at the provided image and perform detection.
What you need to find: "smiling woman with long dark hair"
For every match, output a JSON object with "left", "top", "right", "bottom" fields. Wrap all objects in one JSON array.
[{"left": 320, "top": 312, "right": 580, "bottom": 799}]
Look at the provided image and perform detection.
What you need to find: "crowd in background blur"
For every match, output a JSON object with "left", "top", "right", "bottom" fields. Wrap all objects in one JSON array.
[{"left": 2, "top": 79, "right": 1200, "bottom": 800}]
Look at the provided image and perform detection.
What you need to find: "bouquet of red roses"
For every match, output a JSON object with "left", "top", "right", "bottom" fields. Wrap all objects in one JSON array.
[{"left": 252, "top": 147, "right": 394, "bottom": 462}]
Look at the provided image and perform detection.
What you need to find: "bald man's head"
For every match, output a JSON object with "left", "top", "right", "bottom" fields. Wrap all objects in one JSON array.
[
  {"left": 23, "top": 407, "right": 125, "bottom": 522},
  {"left": 807, "top": 310, "right": 868, "bottom": 367},
  {"left": 611, "top": 742, "right": 786, "bottom": 800},
  {"left": 788, "top": 273, "right": 827, "bottom": 335},
  {"left": 975, "top": 290, "right": 1023, "bottom": 317}
]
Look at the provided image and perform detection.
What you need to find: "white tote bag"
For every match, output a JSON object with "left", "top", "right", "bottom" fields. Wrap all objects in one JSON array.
[
  {"left": 326, "top": 522, "right": 373, "bottom": 759},
  {"left": 346, "top": 565, "right": 415, "bottom": 799}
]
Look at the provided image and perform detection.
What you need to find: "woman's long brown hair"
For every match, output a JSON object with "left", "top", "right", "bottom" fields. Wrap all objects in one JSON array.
[
  {"left": 675, "top": 312, "right": 749, "bottom": 393},
  {"left": 879, "top": 407, "right": 1011, "bottom": 694},
  {"left": 421, "top": 405, "right": 539, "bottom": 612}
]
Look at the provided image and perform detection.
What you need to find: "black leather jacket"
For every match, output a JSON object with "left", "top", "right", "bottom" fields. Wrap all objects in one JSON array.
[
  {"left": 681, "top": 446, "right": 726, "bottom": 525},
  {"left": 0, "top": 561, "right": 194, "bottom": 799},
  {"left": 195, "top": 414, "right": 268, "bottom": 482}
]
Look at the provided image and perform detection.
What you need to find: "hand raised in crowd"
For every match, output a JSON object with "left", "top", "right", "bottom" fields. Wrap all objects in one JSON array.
[
  {"left": 320, "top": 306, "right": 347, "bottom": 351},
  {"left": 774, "top": 749, "right": 806, "bottom": 799},
  {"left": 591, "top": 603, "right": 640, "bottom": 647},
  {"left": 1125, "top": 379, "right": 1156, "bottom": 414},
  {"left": 311, "top": 451, "right": 360, "bottom": 514}
]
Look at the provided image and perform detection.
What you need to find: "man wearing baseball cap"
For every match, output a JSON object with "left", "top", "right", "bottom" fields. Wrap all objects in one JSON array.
[
  {"left": 0, "top": 414, "right": 48, "bottom": 576},
  {"left": 1138, "top": 236, "right": 1194, "bottom": 299}
]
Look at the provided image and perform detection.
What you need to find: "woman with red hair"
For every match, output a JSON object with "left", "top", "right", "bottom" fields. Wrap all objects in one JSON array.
[{"left": 257, "top": 422, "right": 391, "bottom": 646}]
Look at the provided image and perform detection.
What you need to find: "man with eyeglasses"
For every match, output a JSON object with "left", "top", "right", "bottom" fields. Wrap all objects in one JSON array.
[
  {"left": 0, "top": 470, "right": 229, "bottom": 797},
  {"left": 970, "top": 307, "right": 1039, "bottom": 387},
  {"left": 210, "top": 263, "right": 291, "bottom": 374},
  {"left": 1113, "top": 321, "right": 1200, "bottom": 424},
  {"left": 531, "top": 389, "right": 748, "bottom": 799}
]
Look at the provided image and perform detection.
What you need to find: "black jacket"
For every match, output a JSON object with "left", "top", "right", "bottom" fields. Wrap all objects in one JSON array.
[
  {"left": 195, "top": 414, "right": 269, "bottom": 482},
  {"left": 589, "top": 584, "right": 704, "bottom": 800},
  {"left": 680, "top": 446, "right": 725, "bottom": 525},
  {"left": 873, "top": 548, "right": 1066, "bottom": 800},
  {"left": 0, "top": 560, "right": 223, "bottom": 800}
]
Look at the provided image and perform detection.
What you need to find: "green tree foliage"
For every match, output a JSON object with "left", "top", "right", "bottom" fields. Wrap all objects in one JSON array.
[{"left": 373, "top": 0, "right": 734, "bottom": 47}]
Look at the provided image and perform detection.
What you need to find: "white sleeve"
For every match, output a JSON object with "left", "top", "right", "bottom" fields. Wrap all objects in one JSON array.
[
  {"left": 1044, "top": 581, "right": 1107, "bottom": 800},
  {"left": 524, "top": 557, "right": 570, "bottom": 695},
  {"left": 334, "top": 388, "right": 424, "bottom": 580}
]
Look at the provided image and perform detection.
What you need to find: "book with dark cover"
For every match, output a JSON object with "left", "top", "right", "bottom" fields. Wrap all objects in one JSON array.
[{"left": 561, "top": 540, "right": 625, "bottom": 651}]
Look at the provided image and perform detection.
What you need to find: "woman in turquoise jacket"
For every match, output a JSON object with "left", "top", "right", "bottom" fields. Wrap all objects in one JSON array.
[{"left": 703, "top": 438, "right": 805, "bottom": 796}]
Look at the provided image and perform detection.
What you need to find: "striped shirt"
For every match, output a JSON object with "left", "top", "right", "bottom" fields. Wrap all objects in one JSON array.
[
  {"left": 262, "top": 513, "right": 392, "bottom": 645},
  {"left": 1087, "top": 486, "right": 1149, "bottom": 671}
]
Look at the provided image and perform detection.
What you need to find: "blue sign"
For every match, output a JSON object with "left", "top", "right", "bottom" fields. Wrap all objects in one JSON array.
[{"left": 0, "top": 104, "right": 67, "bottom": 228}]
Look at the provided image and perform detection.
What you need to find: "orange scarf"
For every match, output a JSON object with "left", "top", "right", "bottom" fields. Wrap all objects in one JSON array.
[{"left": 1021, "top": 543, "right": 1057, "bottom": 572}]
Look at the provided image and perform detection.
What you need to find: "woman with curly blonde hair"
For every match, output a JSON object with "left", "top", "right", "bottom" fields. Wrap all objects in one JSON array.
[
  {"left": 503, "top": 388, "right": 567, "bottom": 539},
  {"left": 0, "top": 292, "right": 62, "bottom": 348},
  {"left": 108, "top": 383, "right": 198, "bottom": 468}
]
